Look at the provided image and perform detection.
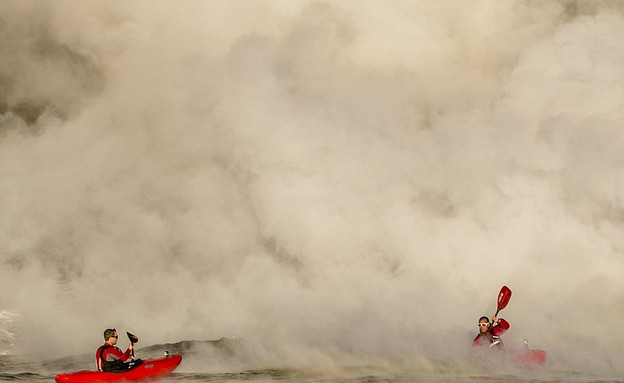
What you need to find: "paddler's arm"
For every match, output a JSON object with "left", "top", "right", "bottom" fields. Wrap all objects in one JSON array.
[
  {"left": 491, "top": 316, "right": 510, "bottom": 335},
  {"left": 121, "top": 344, "right": 134, "bottom": 361}
]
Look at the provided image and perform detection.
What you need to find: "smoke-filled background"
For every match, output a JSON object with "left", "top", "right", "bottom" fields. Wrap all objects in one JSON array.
[{"left": 1, "top": 0, "right": 624, "bottom": 377}]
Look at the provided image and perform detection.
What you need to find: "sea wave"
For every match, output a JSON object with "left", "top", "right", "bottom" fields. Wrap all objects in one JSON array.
[
  {"left": 0, "top": 338, "right": 621, "bottom": 383},
  {"left": 0, "top": 310, "right": 17, "bottom": 356}
]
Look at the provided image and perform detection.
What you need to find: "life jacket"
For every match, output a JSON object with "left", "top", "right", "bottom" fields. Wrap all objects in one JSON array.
[
  {"left": 474, "top": 331, "right": 504, "bottom": 348},
  {"left": 97, "top": 345, "right": 127, "bottom": 372}
]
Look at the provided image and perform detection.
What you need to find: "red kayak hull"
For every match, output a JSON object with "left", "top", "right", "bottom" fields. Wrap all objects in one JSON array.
[
  {"left": 511, "top": 349, "right": 547, "bottom": 364},
  {"left": 55, "top": 354, "right": 182, "bottom": 383}
]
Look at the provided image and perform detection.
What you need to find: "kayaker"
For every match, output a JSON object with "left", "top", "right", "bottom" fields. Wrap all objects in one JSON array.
[
  {"left": 473, "top": 316, "right": 509, "bottom": 349},
  {"left": 95, "top": 328, "right": 135, "bottom": 372}
]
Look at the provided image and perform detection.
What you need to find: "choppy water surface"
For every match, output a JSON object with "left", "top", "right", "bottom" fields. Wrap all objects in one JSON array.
[
  {"left": 0, "top": 340, "right": 620, "bottom": 383},
  {"left": 0, "top": 366, "right": 621, "bottom": 383}
]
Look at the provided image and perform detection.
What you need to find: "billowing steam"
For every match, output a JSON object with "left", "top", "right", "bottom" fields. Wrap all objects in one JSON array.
[{"left": 1, "top": 0, "right": 624, "bottom": 377}]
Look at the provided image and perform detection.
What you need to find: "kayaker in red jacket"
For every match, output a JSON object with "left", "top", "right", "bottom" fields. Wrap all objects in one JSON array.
[
  {"left": 473, "top": 316, "right": 510, "bottom": 348},
  {"left": 95, "top": 329, "right": 135, "bottom": 372}
]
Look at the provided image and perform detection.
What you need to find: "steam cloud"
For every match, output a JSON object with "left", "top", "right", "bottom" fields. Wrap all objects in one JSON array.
[{"left": 1, "top": 0, "right": 624, "bottom": 376}]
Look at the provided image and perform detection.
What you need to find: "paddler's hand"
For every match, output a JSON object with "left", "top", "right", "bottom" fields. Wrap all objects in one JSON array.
[{"left": 491, "top": 316, "right": 499, "bottom": 324}]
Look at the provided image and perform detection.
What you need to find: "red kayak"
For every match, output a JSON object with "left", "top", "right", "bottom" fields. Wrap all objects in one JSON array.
[
  {"left": 472, "top": 343, "right": 547, "bottom": 366},
  {"left": 55, "top": 354, "right": 182, "bottom": 383},
  {"left": 511, "top": 348, "right": 547, "bottom": 364}
]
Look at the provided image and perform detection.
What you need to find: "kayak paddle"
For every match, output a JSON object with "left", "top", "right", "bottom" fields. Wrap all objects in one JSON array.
[
  {"left": 494, "top": 285, "right": 512, "bottom": 317},
  {"left": 127, "top": 332, "right": 139, "bottom": 358},
  {"left": 485, "top": 286, "right": 511, "bottom": 347}
]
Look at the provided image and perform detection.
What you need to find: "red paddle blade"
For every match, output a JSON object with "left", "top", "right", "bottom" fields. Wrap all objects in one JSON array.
[{"left": 497, "top": 286, "right": 512, "bottom": 312}]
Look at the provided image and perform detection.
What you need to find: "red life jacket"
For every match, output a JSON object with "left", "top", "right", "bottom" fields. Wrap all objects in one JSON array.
[
  {"left": 96, "top": 344, "right": 130, "bottom": 372},
  {"left": 473, "top": 319, "right": 510, "bottom": 347}
]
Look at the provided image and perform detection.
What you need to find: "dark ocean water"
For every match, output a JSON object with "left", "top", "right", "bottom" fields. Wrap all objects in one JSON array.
[{"left": 0, "top": 339, "right": 622, "bottom": 383}]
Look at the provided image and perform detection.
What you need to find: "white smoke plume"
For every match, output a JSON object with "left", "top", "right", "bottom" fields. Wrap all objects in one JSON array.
[{"left": 1, "top": 0, "right": 624, "bottom": 377}]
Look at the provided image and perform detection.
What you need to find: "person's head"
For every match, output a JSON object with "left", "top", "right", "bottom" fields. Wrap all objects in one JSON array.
[
  {"left": 104, "top": 328, "right": 118, "bottom": 344},
  {"left": 478, "top": 316, "right": 490, "bottom": 333}
]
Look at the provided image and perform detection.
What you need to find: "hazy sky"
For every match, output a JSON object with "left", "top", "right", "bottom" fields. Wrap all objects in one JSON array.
[{"left": 1, "top": 0, "right": 624, "bottom": 374}]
